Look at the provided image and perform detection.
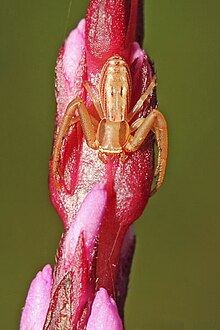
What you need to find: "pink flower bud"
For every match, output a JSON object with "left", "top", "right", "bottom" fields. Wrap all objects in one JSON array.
[
  {"left": 20, "top": 265, "right": 53, "bottom": 330},
  {"left": 21, "top": 1, "right": 161, "bottom": 329},
  {"left": 49, "top": 1, "right": 156, "bottom": 300},
  {"left": 87, "top": 288, "right": 123, "bottom": 330}
]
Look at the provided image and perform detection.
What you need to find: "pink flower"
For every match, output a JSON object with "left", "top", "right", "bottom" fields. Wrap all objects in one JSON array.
[
  {"left": 49, "top": 0, "right": 156, "bottom": 298},
  {"left": 21, "top": 0, "right": 165, "bottom": 328}
]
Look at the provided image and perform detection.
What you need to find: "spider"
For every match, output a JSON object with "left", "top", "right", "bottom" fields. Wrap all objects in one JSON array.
[{"left": 52, "top": 55, "right": 168, "bottom": 193}]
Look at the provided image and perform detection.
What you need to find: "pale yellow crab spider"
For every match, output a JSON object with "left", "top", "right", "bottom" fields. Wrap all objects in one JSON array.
[{"left": 52, "top": 55, "right": 168, "bottom": 194}]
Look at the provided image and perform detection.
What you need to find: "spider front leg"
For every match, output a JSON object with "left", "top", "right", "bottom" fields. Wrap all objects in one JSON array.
[
  {"left": 125, "top": 109, "right": 168, "bottom": 194},
  {"left": 127, "top": 77, "right": 156, "bottom": 122},
  {"left": 52, "top": 98, "right": 98, "bottom": 190}
]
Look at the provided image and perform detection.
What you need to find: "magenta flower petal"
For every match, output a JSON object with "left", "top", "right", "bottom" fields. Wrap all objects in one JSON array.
[
  {"left": 55, "top": 19, "right": 86, "bottom": 127},
  {"left": 115, "top": 226, "right": 135, "bottom": 319},
  {"left": 85, "top": 0, "right": 144, "bottom": 75},
  {"left": 86, "top": 288, "right": 123, "bottom": 330},
  {"left": 20, "top": 265, "right": 53, "bottom": 330},
  {"left": 85, "top": 0, "right": 129, "bottom": 73},
  {"left": 62, "top": 19, "right": 85, "bottom": 88},
  {"left": 60, "top": 183, "right": 107, "bottom": 271},
  {"left": 49, "top": 19, "right": 88, "bottom": 230},
  {"left": 43, "top": 183, "right": 107, "bottom": 328}
]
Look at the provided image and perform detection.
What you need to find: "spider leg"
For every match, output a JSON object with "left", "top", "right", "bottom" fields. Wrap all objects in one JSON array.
[
  {"left": 125, "top": 109, "right": 168, "bottom": 194},
  {"left": 127, "top": 77, "right": 156, "bottom": 122},
  {"left": 84, "top": 81, "right": 104, "bottom": 119},
  {"left": 52, "top": 98, "right": 98, "bottom": 190},
  {"left": 98, "top": 151, "right": 108, "bottom": 163},
  {"left": 130, "top": 117, "right": 145, "bottom": 132}
]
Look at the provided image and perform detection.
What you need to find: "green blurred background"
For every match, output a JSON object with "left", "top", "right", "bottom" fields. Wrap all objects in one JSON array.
[{"left": 1, "top": 0, "right": 220, "bottom": 329}]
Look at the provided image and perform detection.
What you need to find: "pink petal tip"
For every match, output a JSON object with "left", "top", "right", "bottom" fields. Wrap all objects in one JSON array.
[
  {"left": 20, "top": 264, "right": 53, "bottom": 330},
  {"left": 64, "top": 183, "right": 107, "bottom": 267},
  {"left": 87, "top": 288, "right": 123, "bottom": 330}
]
